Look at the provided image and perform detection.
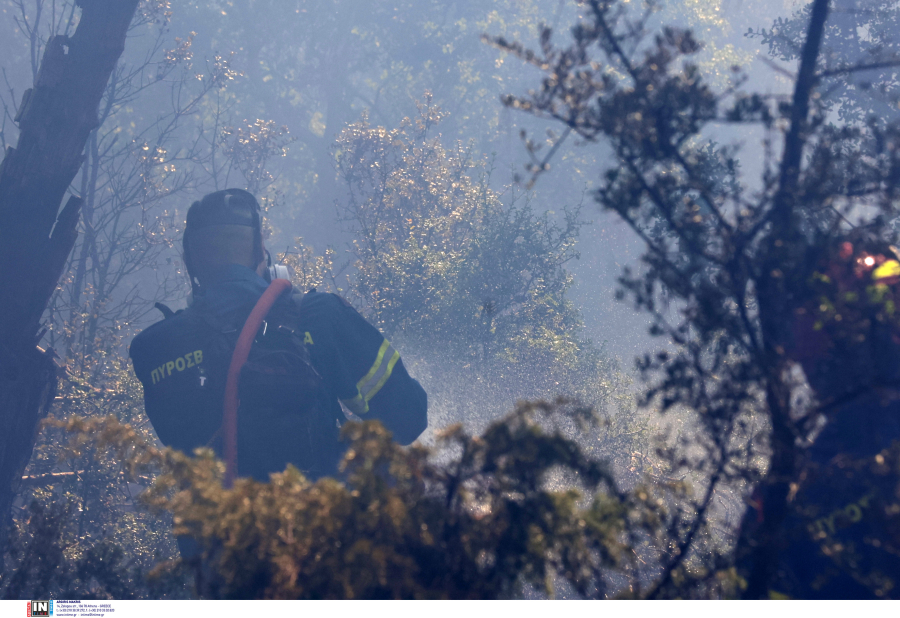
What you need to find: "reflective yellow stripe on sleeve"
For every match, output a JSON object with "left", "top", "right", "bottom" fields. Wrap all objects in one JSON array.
[
  {"left": 873, "top": 259, "right": 900, "bottom": 281},
  {"left": 355, "top": 339, "right": 400, "bottom": 408},
  {"left": 341, "top": 392, "right": 368, "bottom": 415},
  {"left": 368, "top": 348, "right": 400, "bottom": 400}
]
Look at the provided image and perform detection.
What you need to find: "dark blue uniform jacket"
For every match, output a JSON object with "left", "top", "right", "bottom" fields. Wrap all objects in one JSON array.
[{"left": 129, "top": 264, "right": 428, "bottom": 480}]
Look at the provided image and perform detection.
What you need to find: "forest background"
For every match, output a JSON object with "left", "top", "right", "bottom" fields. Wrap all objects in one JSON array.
[{"left": 0, "top": 0, "right": 897, "bottom": 600}]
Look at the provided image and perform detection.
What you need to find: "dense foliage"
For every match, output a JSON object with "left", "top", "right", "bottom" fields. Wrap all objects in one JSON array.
[
  {"left": 335, "top": 98, "right": 582, "bottom": 365},
  {"left": 24, "top": 403, "right": 678, "bottom": 600}
]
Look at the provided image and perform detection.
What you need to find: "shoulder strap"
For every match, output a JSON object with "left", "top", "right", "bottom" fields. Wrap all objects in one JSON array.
[{"left": 154, "top": 302, "right": 177, "bottom": 320}]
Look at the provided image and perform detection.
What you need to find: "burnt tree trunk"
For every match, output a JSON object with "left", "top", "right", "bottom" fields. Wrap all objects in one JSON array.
[{"left": 0, "top": 0, "right": 140, "bottom": 566}]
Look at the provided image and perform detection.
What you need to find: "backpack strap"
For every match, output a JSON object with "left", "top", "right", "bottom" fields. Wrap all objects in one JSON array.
[{"left": 222, "top": 277, "right": 293, "bottom": 488}]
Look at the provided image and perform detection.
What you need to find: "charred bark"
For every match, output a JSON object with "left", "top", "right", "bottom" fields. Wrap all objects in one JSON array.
[{"left": 0, "top": 0, "right": 140, "bottom": 567}]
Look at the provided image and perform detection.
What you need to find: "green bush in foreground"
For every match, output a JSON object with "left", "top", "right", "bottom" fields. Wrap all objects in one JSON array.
[{"left": 41, "top": 401, "right": 677, "bottom": 599}]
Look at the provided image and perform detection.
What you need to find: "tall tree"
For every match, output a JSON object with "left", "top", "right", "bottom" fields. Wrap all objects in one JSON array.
[
  {"left": 0, "top": 0, "right": 140, "bottom": 562},
  {"left": 495, "top": 0, "right": 900, "bottom": 597}
]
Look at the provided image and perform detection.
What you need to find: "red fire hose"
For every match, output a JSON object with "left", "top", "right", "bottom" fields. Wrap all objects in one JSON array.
[{"left": 222, "top": 277, "right": 293, "bottom": 488}]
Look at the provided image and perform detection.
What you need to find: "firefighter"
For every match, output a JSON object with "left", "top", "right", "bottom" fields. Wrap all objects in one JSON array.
[
  {"left": 738, "top": 233, "right": 900, "bottom": 598},
  {"left": 129, "top": 189, "right": 428, "bottom": 483}
]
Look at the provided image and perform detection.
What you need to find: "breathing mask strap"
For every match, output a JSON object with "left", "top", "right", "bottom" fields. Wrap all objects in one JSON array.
[{"left": 182, "top": 226, "right": 202, "bottom": 297}]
